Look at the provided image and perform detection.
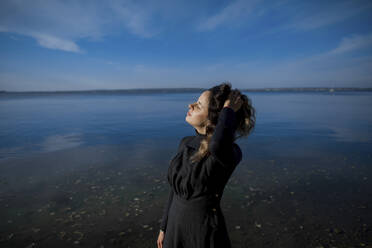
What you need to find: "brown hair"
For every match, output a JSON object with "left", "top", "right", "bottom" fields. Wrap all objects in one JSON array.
[{"left": 189, "top": 81, "right": 256, "bottom": 164}]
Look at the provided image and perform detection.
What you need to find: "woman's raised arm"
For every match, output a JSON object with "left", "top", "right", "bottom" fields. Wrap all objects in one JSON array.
[{"left": 209, "top": 107, "right": 242, "bottom": 167}]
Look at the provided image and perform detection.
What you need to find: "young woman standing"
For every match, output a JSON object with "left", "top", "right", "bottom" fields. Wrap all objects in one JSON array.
[{"left": 157, "top": 82, "right": 256, "bottom": 248}]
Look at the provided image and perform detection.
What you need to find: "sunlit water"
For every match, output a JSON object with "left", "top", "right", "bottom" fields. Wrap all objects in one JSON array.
[{"left": 0, "top": 91, "right": 371, "bottom": 247}]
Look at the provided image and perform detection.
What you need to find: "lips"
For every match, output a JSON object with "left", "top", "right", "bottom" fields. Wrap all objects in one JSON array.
[{"left": 187, "top": 111, "right": 192, "bottom": 116}]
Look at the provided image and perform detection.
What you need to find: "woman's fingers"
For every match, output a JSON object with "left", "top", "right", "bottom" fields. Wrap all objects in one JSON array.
[
  {"left": 232, "top": 90, "right": 240, "bottom": 100},
  {"left": 224, "top": 90, "right": 243, "bottom": 112},
  {"left": 227, "top": 90, "right": 242, "bottom": 110},
  {"left": 157, "top": 232, "right": 163, "bottom": 248}
]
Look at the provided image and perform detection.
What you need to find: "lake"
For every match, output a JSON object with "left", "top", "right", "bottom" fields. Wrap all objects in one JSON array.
[{"left": 0, "top": 91, "right": 371, "bottom": 247}]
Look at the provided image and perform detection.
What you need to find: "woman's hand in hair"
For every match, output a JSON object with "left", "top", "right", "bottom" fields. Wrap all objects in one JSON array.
[{"left": 223, "top": 89, "right": 243, "bottom": 112}]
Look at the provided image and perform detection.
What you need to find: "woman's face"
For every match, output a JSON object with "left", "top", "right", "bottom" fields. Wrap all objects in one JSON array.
[{"left": 186, "top": 90, "right": 211, "bottom": 133}]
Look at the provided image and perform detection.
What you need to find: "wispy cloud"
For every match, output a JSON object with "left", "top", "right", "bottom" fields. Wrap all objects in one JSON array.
[
  {"left": 238, "top": 33, "right": 372, "bottom": 86},
  {"left": 198, "top": 0, "right": 372, "bottom": 36},
  {"left": 196, "top": 0, "right": 260, "bottom": 31},
  {"left": 329, "top": 33, "right": 372, "bottom": 55},
  {"left": 109, "top": 0, "right": 158, "bottom": 38},
  {"left": 282, "top": 0, "right": 372, "bottom": 31},
  {"left": 0, "top": 0, "right": 163, "bottom": 52},
  {"left": 32, "top": 32, "right": 83, "bottom": 53},
  {"left": 0, "top": 0, "right": 105, "bottom": 52}
]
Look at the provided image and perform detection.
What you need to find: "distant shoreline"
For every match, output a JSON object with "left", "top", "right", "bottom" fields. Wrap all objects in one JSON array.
[{"left": 0, "top": 87, "right": 372, "bottom": 94}]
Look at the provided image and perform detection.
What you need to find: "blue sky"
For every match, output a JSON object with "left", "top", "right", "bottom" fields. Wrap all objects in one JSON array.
[{"left": 0, "top": 0, "right": 371, "bottom": 91}]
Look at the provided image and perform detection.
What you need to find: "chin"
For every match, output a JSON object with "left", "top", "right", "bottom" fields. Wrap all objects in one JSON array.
[{"left": 185, "top": 117, "right": 193, "bottom": 126}]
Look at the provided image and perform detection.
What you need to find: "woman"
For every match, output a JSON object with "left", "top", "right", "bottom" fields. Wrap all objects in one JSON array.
[{"left": 157, "top": 82, "right": 256, "bottom": 248}]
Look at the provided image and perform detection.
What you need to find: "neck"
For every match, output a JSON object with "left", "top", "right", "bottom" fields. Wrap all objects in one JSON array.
[{"left": 195, "top": 127, "right": 206, "bottom": 136}]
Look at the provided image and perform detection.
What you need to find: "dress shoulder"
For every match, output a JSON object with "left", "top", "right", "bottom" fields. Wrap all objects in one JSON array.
[{"left": 177, "top": 136, "right": 193, "bottom": 151}]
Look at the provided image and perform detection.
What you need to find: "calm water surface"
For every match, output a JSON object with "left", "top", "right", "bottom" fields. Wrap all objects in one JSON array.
[{"left": 0, "top": 91, "right": 371, "bottom": 247}]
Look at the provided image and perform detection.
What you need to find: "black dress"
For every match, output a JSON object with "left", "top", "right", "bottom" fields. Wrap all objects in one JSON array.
[{"left": 160, "top": 107, "right": 243, "bottom": 248}]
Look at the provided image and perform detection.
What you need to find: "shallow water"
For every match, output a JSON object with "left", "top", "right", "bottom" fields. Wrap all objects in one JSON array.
[{"left": 0, "top": 91, "right": 371, "bottom": 247}]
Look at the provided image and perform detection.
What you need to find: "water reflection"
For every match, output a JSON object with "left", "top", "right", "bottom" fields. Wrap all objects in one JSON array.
[
  {"left": 41, "top": 133, "right": 84, "bottom": 152},
  {"left": 326, "top": 125, "right": 372, "bottom": 143}
]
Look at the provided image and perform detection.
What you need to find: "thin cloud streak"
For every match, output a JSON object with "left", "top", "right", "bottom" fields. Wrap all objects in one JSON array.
[
  {"left": 329, "top": 33, "right": 372, "bottom": 55},
  {"left": 0, "top": 0, "right": 160, "bottom": 52},
  {"left": 234, "top": 37, "right": 372, "bottom": 86},
  {"left": 109, "top": 0, "right": 158, "bottom": 38},
  {"left": 31, "top": 32, "right": 83, "bottom": 53},
  {"left": 196, "top": 0, "right": 260, "bottom": 31},
  {"left": 280, "top": 0, "right": 372, "bottom": 31}
]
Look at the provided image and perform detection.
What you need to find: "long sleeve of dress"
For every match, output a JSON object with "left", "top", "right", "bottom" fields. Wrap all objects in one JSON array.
[
  {"left": 209, "top": 106, "right": 242, "bottom": 167},
  {"left": 160, "top": 186, "right": 174, "bottom": 232},
  {"left": 159, "top": 136, "right": 189, "bottom": 232}
]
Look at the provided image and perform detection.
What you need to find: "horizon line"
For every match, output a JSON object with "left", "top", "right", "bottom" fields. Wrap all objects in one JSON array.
[{"left": 1, "top": 86, "right": 372, "bottom": 93}]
